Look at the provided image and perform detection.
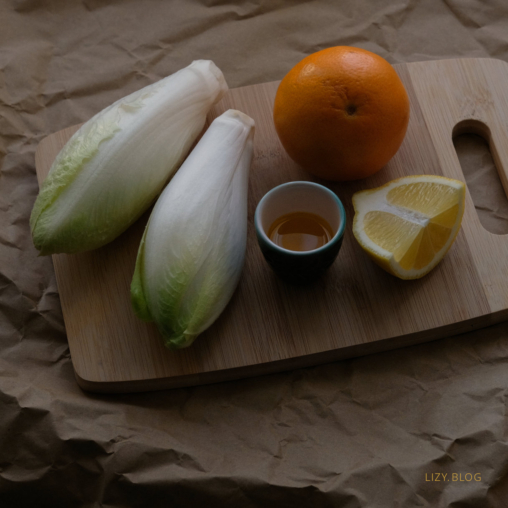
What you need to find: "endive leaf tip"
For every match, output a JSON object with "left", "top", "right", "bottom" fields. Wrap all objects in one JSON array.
[
  {"left": 130, "top": 228, "right": 153, "bottom": 322},
  {"left": 131, "top": 282, "right": 153, "bottom": 322},
  {"left": 223, "top": 109, "right": 255, "bottom": 127},
  {"left": 163, "top": 332, "right": 198, "bottom": 351},
  {"left": 190, "top": 59, "right": 228, "bottom": 104}
]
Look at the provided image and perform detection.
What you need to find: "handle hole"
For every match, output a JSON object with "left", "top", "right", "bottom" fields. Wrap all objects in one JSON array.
[{"left": 453, "top": 119, "right": 508, "bottom": 235}]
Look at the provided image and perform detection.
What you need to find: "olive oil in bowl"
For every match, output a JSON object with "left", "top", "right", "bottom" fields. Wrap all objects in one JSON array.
[{"left": 268, "top": 212, "right": 334, "bottom": 252}]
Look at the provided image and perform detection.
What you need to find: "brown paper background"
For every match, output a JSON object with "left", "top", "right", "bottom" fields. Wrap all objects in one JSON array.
[{"left": 2, "top": 0, "right": 508, "bottom": 506}]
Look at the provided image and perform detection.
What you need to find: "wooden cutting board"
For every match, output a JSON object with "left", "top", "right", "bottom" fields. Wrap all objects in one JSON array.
[{"left": 34, "top": 58, "right": 508, "bottom": 393}]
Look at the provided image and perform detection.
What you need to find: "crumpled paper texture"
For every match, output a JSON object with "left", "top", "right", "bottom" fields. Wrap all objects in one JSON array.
[{"left": 2, "top": 0, "right": 508, "bottom": 506}]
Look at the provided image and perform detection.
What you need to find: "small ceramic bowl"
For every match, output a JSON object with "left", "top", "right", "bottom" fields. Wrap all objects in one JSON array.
[{"left": 254, "top": 181, "right": 346, "bottom": 284}]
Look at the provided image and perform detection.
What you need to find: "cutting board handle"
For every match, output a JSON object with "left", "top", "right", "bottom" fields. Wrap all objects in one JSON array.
[
  {"left": 453, "top": 118, "right": 508, "bottom": 202},
  {"left": 409, "top": 58, "right": 508, "bottom": 219}
]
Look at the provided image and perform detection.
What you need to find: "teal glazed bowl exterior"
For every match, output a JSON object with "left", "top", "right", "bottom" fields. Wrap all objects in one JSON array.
[{"left": 254, "top": 182, "right": 346, "bottom": 284}]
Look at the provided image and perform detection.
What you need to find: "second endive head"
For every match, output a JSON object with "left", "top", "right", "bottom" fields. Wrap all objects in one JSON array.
[{"left": 131, "top": 109, "right": 255, "bottom": 349}]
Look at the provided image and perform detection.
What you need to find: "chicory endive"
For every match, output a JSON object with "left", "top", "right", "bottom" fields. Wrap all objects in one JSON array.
[
  {"left": 30, "top": 60, "right": 228, "bottom": 255},
  {"left": 131, "top": 109, "right": 255, "bottom": 349}
]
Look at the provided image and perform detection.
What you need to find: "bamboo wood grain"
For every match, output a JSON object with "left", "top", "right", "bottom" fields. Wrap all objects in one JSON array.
[{"left": 34, "top": 58, "right": 508, "bottom": 393}]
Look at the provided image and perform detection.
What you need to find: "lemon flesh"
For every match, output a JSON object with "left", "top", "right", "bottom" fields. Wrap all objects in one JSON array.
[{"left": 352, "top": 175, "right": 466, "bottom": 279}]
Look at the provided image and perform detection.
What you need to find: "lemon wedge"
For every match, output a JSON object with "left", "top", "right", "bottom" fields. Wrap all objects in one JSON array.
[{"left": 352, "top": 175, "right": 466, "bottom": 279}]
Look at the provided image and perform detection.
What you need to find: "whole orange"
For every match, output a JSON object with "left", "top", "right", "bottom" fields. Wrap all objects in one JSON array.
[{"left": 273, "top": 46, "right": 410, "bottom": 181}]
